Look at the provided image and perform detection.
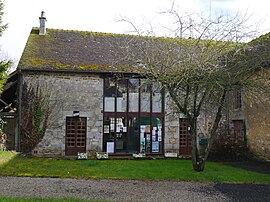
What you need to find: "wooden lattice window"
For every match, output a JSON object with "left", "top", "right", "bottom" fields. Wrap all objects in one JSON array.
[
  {"left": 179, "top": 118, "right": 192, "bottom": 155},
  {"left": 179, "top": 119, "right": 191, "bottom": 147},
  {"left": 66, "top": 118, "right": 76, "bottom": 147},
  {"left": 66, "top": 117, "right": 86, "bottom": 148}
]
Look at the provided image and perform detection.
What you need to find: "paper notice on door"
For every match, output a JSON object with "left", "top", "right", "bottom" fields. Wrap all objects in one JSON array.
[
  {"left": 152, "top": 141, "right": 159, "bottom": 152},
  {"left": 107, "top": 142, "right": 114, "bottom": 153},
  {"left": 116, "top": 127, "right": 121, "bottom": 133},
  {"left": 123, "top": 127, "right": 127, "bottom": 132},
  {"left": 158, "top": 130, "right": 162, "bottom": 141},
  {"left": 140, "top": 125, "right": 145, "bottom": 133}
]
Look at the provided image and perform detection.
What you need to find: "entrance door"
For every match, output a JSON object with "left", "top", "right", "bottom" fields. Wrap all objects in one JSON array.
[
  {"left": 128, "top": 117, "right": 139, "bottom": 153},
  {"left": 179, "top": 119, "right": 192, "bottom": 155},
  {"left": 66, "top": 117, "right": 87, "bottom": 156}
]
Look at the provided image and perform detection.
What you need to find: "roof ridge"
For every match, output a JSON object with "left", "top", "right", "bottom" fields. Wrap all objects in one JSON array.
[{"left": 31, "top": 27, "right": 142, "bottom": 38}]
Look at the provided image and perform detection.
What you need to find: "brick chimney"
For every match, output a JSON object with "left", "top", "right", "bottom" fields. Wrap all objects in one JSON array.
[{"left": 39, "top": 11, "right": 46, "bottom": 35}]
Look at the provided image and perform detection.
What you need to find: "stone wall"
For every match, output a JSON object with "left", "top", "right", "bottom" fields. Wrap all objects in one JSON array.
[
  {"left": 164, "top": 97, "right": 208, "bottom": 155},
  {"left": 164, "top": 92, "right": 246, "bottom": 156},
  {"left": 245, "top": 99, "right": 270, "bottom": 161},
  {"left": 23, "top": 72, "right": 103, "bottom": 157},
  {"left": 20, "top": 72, "right": 249, "bottom": 158},
  {"left": 164, "top": 95, "right": 180, "bottom": 154}
]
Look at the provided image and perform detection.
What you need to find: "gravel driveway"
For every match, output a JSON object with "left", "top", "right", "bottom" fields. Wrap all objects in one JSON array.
[{"left": 1, "top": 176, "right": 270, "bottom": 202}]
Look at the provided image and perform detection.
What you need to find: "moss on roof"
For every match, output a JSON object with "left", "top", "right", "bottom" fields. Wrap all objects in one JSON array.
[
  {"left": 248, "top": 32, "right": 270, "bottom": 46},
  {"left": 18, "top": 27, "right": 260, "bottom": 72},
  {"left": 18, "top": 28, "right": 147, "bottom": 72}
]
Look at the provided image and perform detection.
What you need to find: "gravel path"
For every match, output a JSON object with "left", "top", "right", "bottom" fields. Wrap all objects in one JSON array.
[{"left": 0, "top": 176, "right": 270, "bottom": 201}]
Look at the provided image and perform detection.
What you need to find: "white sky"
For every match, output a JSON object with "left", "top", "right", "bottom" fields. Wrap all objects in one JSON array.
[{"left": 0, "top": 0, "right": 270, "bottom": 69}]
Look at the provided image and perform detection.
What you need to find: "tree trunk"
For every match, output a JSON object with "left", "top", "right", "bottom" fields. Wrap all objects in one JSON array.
[
  {"left": 204, "top": 89, "right": 228, "bottom": 161},
  {"left": 192, "top": 155, "right": 206, "bottom": 171},
  {"left": 192, "top": 144, "right": 206, "bottom": 172},
  {"left": 189, "top": 117, "right": 206, "bottom": 171},
  {"left": 191, "top": 89, "right": 227, "bottom": 172}
]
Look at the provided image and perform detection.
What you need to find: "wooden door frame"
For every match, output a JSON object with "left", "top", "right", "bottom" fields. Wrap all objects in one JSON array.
[
  {"left": 65, "top": 116, "right": 87, "bottom": 156},
  {"left": 179, "top": 118, "right": 192, "bottom": 155}
]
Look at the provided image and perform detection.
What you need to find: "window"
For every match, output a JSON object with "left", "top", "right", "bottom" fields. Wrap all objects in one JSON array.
[
  {"left": 152, "top": 82, "right": 162, "bottom": 113},
  {"left": 103, "top": 77, "right": 164, "bottom": 154},
  {"left": 141, "top": 79, "right": 151, "bottom": 112},
  {"left": 129, "top": 79, "right": 139, "bottom": 112},
  {"left": 117, "top": 79, "right": 127, "bottom": 112},
  {"left": 104, "top": 78, "right": 116, "bottom": 112},
  {"left": 234, "top": 89, "right": 242, "bottom": 109}
]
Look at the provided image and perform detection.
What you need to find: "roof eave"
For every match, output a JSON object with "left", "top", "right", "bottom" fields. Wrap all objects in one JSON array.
[{"left": 16, "top": 67, "right": 141, "bottom": 76}]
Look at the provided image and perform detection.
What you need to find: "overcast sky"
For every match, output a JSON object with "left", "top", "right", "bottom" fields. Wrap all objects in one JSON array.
[{"left": 0, "top": 0, "right": 270, "bottom": 69}]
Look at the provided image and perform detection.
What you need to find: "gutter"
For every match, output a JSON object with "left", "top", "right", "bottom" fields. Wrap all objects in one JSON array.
[
  {"left": 16, "top": 67, "right": 142, "bottom": 76},
  {"left": 0, "top": 112, "right": 17, "bottom": 117}
]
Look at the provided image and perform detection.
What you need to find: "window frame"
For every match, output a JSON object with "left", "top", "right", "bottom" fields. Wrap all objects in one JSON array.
[{"left": 103, "top": 76, "right": 165, "bottom": 154}]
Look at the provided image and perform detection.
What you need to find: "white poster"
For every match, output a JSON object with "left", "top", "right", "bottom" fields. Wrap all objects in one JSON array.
[
  {"left": 152, "top": 129, "right": 156, "bottom": 135},
  {"left": 110, "top": 124, "right": 115, "bottom": 132},
  {"left": 107, "top": 142, "right": 114, "bottom": 153},
  {"left": 104, "top": 125, "right": 110, "bottom": 134},
  {"left": 123, "top": 127, "right": 127, "bottom": 132},
  {"left": 152, "top": 141, "right": 159, "bottom": 153},
  {"left": 140, "top": 125, "right": 145, "bottom": 133},
  {"left": 141, "top": 138, "right": 145, "bottom": 145},
  {"left": 116, "top": 127, "right": 121, "bottom": 133},
  {"left": 158, "top": 130, "right": 162, "bottom": 141}
]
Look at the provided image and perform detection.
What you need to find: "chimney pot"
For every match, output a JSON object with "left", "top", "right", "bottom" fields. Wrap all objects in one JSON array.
[
  {"left": 39, "top": 11, "right": 46, "bottom": 35},
  {"left": 41, "top": 11, "right": 45, "bottom": 18}
]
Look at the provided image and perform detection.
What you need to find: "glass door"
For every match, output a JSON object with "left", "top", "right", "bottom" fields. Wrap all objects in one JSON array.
[
  {"left": 128, "top": 117, "right": 139, "bottom": 153},
  {"left": 115, "top": 117, "right": 127, "bottom": 153}
]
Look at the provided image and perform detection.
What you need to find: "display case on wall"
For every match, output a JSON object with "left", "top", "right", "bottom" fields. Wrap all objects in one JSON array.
[
  {"left": 140, "top": 125, "right": 151, "bottom": 153},
  {"left": 140, "top": 118, "right": 163, "bottom": 153},
  {"left": 103, "top": 117, "right": 127, "bottom": 153}
]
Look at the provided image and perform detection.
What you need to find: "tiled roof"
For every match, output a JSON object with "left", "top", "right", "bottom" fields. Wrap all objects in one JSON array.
[
  {"left": 18, "top": 28, "right": 150, "bottom": 72},
  {"left": 249, "top": 32, "right": 270, "bottom": 46},
  {"left": 19, "top": 27, "right": 263, "bottom": 73}
]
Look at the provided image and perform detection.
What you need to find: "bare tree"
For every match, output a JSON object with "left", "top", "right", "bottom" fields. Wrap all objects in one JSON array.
[
  {"left": 0, "top": 0, "right": 11, "bottom": 91},
  {"left": 118, "top": 8, "right": 270, "bottom": 171}
]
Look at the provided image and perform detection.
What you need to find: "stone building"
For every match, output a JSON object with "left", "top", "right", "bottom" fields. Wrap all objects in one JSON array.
[
  {"left": 0, "top": 12, "right": 254, "bottom": 158},
  {"left": 245, "top": 98, "right": 270, "bottom": 161}
]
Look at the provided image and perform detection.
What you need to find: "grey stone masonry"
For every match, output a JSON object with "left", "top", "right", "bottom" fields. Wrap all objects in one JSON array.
[
  {"left": 164, "top": 95, "right": 180, "bottom": 154},
  {"left": 23, "top": 72, "right": 103, "bottom": 157}
]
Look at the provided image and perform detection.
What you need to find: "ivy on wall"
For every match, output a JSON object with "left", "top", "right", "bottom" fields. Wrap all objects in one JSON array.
[{"left": 20, "top": 82, "right": 51, "bottom": 153}]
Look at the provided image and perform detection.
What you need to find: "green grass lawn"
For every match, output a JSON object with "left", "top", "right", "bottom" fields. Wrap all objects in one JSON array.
[
  {"left": 0, "top": 151, "right": 18, "bottom": 165},
  {"left": 1, "top": 151, "right": 270, "bottom": 184}
]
